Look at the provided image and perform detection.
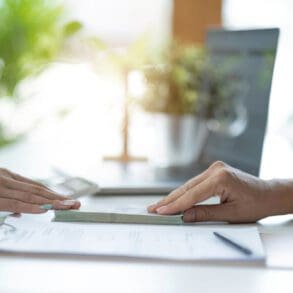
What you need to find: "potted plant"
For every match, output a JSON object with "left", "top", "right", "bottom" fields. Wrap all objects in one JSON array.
[
  {"left": 0, "top": 0, "right": 82, "bottom": 148},
  {"left": 135, "top": 42, "right": 248, "bottom": 167},
  {"left": 132, "top": 42, "right": 206, "bottom": 167}
]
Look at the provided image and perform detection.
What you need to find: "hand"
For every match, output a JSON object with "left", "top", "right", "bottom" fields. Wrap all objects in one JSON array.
[
  {"left": 148, "top": 161, "right": 293, "bottom": 223},
  {"left": 0, "top": 168, "right": 80, "bottom": 214}
]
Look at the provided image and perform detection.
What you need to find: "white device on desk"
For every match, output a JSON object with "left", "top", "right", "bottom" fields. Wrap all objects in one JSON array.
[
  {"left": 48, "top": 168, "right": 179, "bottom": 196},
  {"left": 45, "top": 176, "right": 100, "bottom": 199},
  {"left": 47, "top": 177, "right": 178, "bottom": 197}
]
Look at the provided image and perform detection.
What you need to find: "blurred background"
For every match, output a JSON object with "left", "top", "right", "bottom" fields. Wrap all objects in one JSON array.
[{"left": 0, "top": 0, "right": 292, "bottom": 182}]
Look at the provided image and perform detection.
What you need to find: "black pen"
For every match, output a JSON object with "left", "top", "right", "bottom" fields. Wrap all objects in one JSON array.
[{"left": 213, "top": 231, "right": 253, "bottom": 256}]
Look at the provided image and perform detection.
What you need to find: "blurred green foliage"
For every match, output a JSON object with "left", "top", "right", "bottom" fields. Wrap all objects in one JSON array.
[
  {"left": 92, "top": 34, "right": 151, "bottom": 79},
  {"left": 139, "top": 42, "right": 205, "bottom": 115},
  {"left": 0, "top": 0, "right": 82, "bottom": 148},
  {"left": 0, "top": 124, "right": 20, "bottom": 148},
  {"left": 198, "top": 57, "right": 249, "bottom": 121},
  {"left": 259, "top": 50, "right": 276, "bottom": 89},
  {"left": 0, "top": 0, "right": 82, "bottom": 97},
  {"left": 137, "top": 41, "right": 247, "bottom": 118}
]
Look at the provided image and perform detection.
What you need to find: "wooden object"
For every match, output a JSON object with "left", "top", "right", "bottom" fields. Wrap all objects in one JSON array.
[
  {"left": 172, "top": 0, "right": 222, "bottom": 44},
  {"left": 104, "top": 68, "right": 147, "bottom": 162}
]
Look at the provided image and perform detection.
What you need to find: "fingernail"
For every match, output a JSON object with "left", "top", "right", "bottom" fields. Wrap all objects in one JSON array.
[
  {"left": 156, "top": 206, "right": 168, "bottom": 214},
  {"left": 61, "top": 200, "right": 77, "bottom": 206},
  {"left": 147, "top": 204, "right": 156, "bottom": 211},
  {"left": 40, "top": 204, "right": 53, "bottom": 210}
]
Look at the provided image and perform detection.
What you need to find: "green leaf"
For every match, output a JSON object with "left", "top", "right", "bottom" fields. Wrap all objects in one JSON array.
[
  {"left": 63, "top": 21, "right": 83, "bottom": 36},
  {"left": 0, "top": 0, "right": 81, "bottom": 98}
]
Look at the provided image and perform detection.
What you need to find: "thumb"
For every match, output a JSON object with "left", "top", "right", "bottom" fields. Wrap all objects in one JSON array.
[{"left": 183, "top": 204, "right": 234, "bottom": 223}]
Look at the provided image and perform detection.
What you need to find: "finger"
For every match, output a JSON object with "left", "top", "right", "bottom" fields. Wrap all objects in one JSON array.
[
  {"left": 8, "top": 172, "right": 58, "bottom": 194},
  {"left": 2, "top": 177, "right": 68, "bottom": 201},
  {"left": 0, "top": 198, "right": 47, "bottom": 214},
  {"left": 52, "top": 199, "right": 81, "bottom": 210},
  {"left": 0, "top": 188, "right": 52, "bottom": 205},
  {"left": 147, "top": 168, "right": 211, "bottom": 213},
  {"left": 183, "top": 204, "right": 235, "bottom": 222},
  {"left": 11, "top": 172, "right": 50, "bottom": 189},
  {"left": 156, "top": 175, "right": 219, "bottom": 215},
  {"left": 0, "top": 186, "right": 80, "bottom": 210},
  {"left": 1, "top": 168, "right": 48, "bottom": 188}
]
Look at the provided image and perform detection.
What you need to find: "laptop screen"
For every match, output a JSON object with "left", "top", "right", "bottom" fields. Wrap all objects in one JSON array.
[{"left": 199, "top": 28, "right": 279, "bottom": 176}]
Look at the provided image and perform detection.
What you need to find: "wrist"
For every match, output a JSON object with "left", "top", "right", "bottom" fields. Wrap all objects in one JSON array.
[{"left": 265, "top": 179, "right": 293, "bottom": 216}]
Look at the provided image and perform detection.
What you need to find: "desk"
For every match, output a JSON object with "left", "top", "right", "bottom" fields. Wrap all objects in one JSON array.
[
  {"left": 0, "top": 141, "right": 293, "bottom": 293},
  {"left": 0, "top": 195, "right": 293, "bottom": 293}
]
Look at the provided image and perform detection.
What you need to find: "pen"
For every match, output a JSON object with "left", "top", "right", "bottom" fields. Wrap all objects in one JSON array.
[{"left": 213, "top": 231, "right": 253, "bottom": 256}]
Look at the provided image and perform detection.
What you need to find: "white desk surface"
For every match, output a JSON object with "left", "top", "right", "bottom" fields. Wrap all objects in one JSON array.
[
  {"left": 0, "top": 195, "right": 293, "bottom": 293},
  {"left": 0, "top": 140, "right": 293, "bottom": 293}
]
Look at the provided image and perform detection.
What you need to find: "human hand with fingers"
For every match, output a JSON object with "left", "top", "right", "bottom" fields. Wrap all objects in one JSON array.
[
  {"left": 148, "top": 161, "right": 293, "bottom": 223},
  {"left": 0, "top": 168, "right": 80, "bottom": 214}
]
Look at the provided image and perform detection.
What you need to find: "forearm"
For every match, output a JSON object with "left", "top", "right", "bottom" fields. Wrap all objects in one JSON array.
[{"left": 265, "top": 179, "right": 293, "bottom": 216}]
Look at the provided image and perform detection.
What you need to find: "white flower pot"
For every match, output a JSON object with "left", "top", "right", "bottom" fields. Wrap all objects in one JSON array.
[{"left": 149, "top": 113, "right": 208, "bottom": 168}]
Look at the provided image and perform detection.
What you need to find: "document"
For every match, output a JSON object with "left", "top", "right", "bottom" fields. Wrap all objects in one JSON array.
[
  {"left": 54, "top": 206, "right": 183, "bottom": 225},
  {"left": 0, "top": 215, "right": 265, "bottom": 262}
]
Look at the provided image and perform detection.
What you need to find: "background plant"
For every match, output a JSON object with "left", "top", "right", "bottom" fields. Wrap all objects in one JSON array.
[
  {"left": 136, "top": 41, "right": 248, "bottom": 121},
  {"left": 198, "top": 58, "right": 249, "bottom": 121},
  {"left": 0, "top": 0, "right": 82, "bottom": 146},
  {"left": 137, "top": 42, "right": 206, "bottom": 115}
]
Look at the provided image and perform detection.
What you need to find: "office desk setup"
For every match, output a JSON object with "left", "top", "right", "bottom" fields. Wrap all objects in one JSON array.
[
  {"left": 1, "top": 28, "right": 292, "bottom": 292},
  {"left": 0, "top": 139, "right": 293, "bottom": 293}
]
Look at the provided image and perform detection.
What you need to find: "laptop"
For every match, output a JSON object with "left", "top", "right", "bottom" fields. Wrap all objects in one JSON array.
[
  {"left": 199, "top": 28, "right": 279, "bottom": 176},
  {"left": 52, "top": 28, "right": 279, "bottom": 196}
]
